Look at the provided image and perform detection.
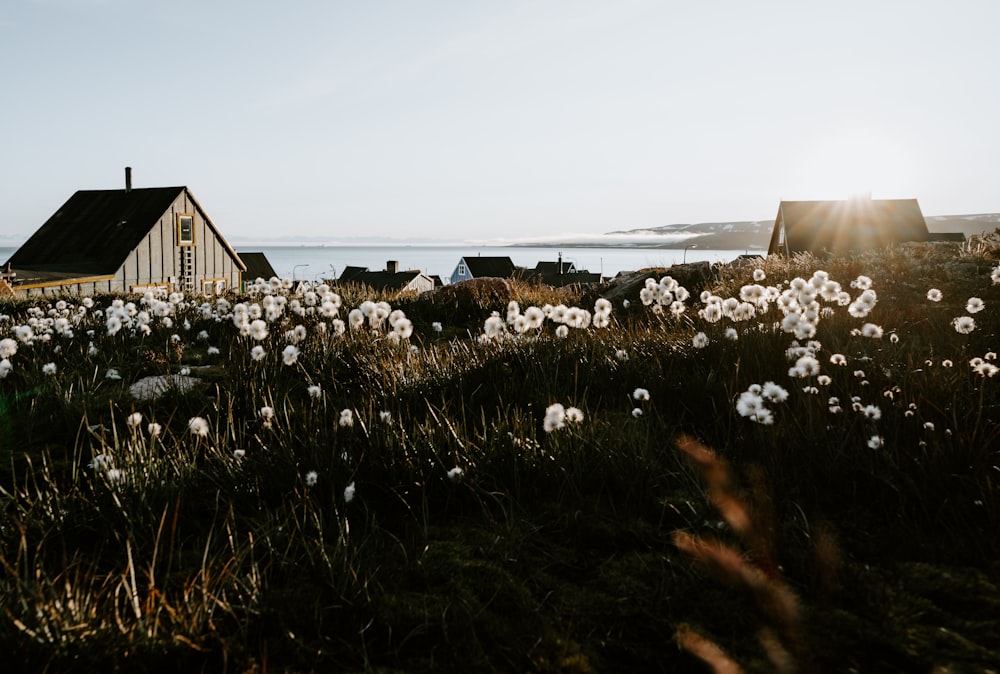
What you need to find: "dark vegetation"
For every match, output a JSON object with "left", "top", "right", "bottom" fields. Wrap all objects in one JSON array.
[{"left": 0, "top": 241, "right": 998, "bottom": 672}]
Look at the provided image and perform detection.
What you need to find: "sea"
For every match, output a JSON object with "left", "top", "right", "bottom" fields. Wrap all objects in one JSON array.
[{"left": 0, "top": 244, "right": 751, "bottom": 284}]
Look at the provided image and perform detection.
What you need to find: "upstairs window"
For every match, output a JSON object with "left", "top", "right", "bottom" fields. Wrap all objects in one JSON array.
[
  {"left": 177, "top": 214, "right": 195, "bottom": 245},
  {"left": 458, "top": 262, "right": 467, "bottom": 276}
]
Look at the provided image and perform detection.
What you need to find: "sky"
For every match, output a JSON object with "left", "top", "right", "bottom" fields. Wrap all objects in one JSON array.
[{"left": 2, "top": 0, "right": 998, "bottom": 243}]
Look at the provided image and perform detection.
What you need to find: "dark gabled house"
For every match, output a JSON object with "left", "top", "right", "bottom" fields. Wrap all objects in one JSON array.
[
  {"left": 768, "top": 197, "right": 940, "bottom": 256},
  {"left": 337, "top": 261, "right": 435, "bottom": 295},
  {"left": 238, "top": 252, "right": 279, "bottom": 290},
  {"left": 449, "top": 256, "right": 518, "bottom": 284},
  {"left": 526, "top": 254, "right": 602, "bottom": 287},
  {"left": 4, "top": 168, "right": 245, "bottom": 297}
]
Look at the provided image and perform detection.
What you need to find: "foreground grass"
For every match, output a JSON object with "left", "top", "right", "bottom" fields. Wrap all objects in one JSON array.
[{"left": 1, "top": 242, "right": 998, "bottom": 672}]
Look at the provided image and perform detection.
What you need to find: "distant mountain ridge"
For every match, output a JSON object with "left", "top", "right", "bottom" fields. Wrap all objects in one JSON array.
[{"left": 607, "top": 213, "right": 1000, "bottom": 250}]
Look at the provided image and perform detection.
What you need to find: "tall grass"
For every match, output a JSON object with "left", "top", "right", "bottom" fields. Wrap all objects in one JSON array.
[{"left": 1, "top": 243, "right": 998, "bottom": 671}]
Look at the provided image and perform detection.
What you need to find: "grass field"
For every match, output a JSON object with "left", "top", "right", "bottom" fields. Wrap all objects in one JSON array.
[{"left": 1, "top": 240, "right": 998, "bottom": 673}]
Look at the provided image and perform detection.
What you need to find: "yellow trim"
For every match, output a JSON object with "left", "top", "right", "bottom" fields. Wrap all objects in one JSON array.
[
  {"left": 16, "top": 274, "right": 116, "bottom": 290},
  {"left": 201, "top": 276, "right": 228, "bottom": 296},
  {"left": 183, "top": 189, "right": 247, "bottom": 272},
  {"left": 176, "top": 212, "right": 196, "bottom": 246}
]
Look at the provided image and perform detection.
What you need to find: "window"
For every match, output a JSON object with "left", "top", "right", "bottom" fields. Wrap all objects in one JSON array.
[
  {"left": 458, "top": 262, "right": 467, "bottom": 277},
  {"left": 202, "top": 280, "right": 215, "bottom": 296},
  {"left": 215, "top": 279, "right": 227, "bottom": 294},
  {"left": 177, "top": 214, "right": 195, "bottom": 245}
]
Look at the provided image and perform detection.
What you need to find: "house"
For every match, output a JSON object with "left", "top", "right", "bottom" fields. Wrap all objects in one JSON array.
[
  {"left": 449, "top": 256, "right": 518, "bottom": 284},
  {"left": 238, "top": 252, "right": 279, "bottom": 290},
  {"left": 768, "top": 197, "right": 938, "bottom": 256},
  {"left": 337, "top": 261, "right": 435, "bottom": 295},
  {"left": 4, "top": 168, "right": 245, "bottom": 297},
  {"left": 525, "top": 253, "right": 602, "bottom": 287}
]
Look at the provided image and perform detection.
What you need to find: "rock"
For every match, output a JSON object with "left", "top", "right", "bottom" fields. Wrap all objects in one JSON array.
[{"left": 129, "top": 374, "right": 201, "bottom": 401}]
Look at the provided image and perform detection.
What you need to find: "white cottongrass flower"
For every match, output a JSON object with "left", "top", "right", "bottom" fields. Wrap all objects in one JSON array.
[
  {"left": 249, "top": 319, "right": 268, "bottom": 340},
  {"left": 344, "top": 481, "right": 356, "bottom": 503},
  {"left": 923, "top": 422, "right": 935, "bottom": 431},
  {"left": 126, "top": 412, "right": 143, "bottom": 428},
  {"left": 339, "top": 409, "right": 354, "bottom": 427},
  {"left": 851, "top": 275, "right": 872, "bottom": 290},
  {"left": 867, "top": 435, "right": 883, "bottom": 449},
  {"left": 973, "top": 361, "right": 999, "bottom": 377},
  {"left": 543, "top": 403, "right": 566, "bottom": 432},
  {"left": 862, "top": 405, "right": 882, "bottom": 420},
  {"left": 632, "top": 407, "right": 643, "bottom": 418},
  {"left": 555, "top": 325, "right": 569, "bottom": 339},
  {"left": 0, "top": 359, "right": 11, "bottom": 379},
  {"left": 942, "top": 359, "right": 953, "bottom": 368},
  {"left": 447, "top": 466, "right": 464, "bottom": 482},
  {"left": 42, "top": 362, "right": 57, "bottom": 376},
  {"left": 992, "top": 266, "right": 1000, "bottom": 284},
  {"left": 724, "top": 327, "right": 738, "bottom": 341},
  {"left": 105, "top": 368, "right": 122, "bottom": 380},
  {"left": 282, "top": 344, "right": 300, "bottom": 365},
  {"left": 926, "top": 289, "right": 943, "bottom": 302},
  {"left": 861, "top": 323, "right": 883, "bottom": 339},
  {"left": 633, "top": 388, "right": 650, "bottom": 402},
  {"left": 432, "top": 321, "right": 443, "bottom": 333},
  {"left": 206, "top": 346, "right": 220, "bottom": 355},
  {"left": 736, "top": 390, "right": 766, "bottom": 419},
  {"left": 147, "top": 422, "right": 162, "bottom": 437},
  {"left": 305, "top": 471, "right": 318, "bottom": 487},
  {"left": 952, "top": 316, "right": 976, "bottom": 334},
  {"left": 89, "top": 454, "right": 112, "bottom": 473},
  {"left": 753, "top": 269, "right": 766, "bottom": 281},
  {"left": 615, "top": 349, "right": 629, "bottom": 362},
  {"left": 251, "top": 345, "right": 266, "bottom": 361},
  {"left": 788, "top": 355, "right": 820, "bottom": 378},
  {"left": 307, "top": 384, "right": 322, "bottom": 399},
  {"left": 692, "top": 332, "right": 709, "bottom": 349},
  {"left": 565, "top": 407, "right": 584, "bottom": 424},
  {"left": 761, "top": 382, "right": 789, "bottom": 403},
  {"left": 379, "top": 411, "right": 392, "bottom": 423},
  {"left": 188, "top": 416, "right": 210, "bottom": 437},
  {"left": 817, "top": 375, "right": 832, "bottom": 386},
  {"left": 965, "top": 297, "right": 985, "bottom": 314},
  {"left": 889, "top": 333, "right": 899, "bottom": 344},
  {"left": 0, "top": 338, "right": 16, "bottom": 359}
]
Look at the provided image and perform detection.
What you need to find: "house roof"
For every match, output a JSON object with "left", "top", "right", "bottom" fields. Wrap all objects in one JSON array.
[
  {"left": 238, "top": 252, "right": 278, "bottom": 281},
  {"left": 460, "top": 256, "right": 516, "bottom": 278},
  {"left": 769, "top": 198, "right": 929, "bottom": 255},
  {"left": 338, "top": 268, "right": 429, "bottom": 292},
  {"left": 5, "top": 186, "right": 245, "bottom": 277},
  {"left": 533, "top": 260, "right": 576, "bottom": 275}
]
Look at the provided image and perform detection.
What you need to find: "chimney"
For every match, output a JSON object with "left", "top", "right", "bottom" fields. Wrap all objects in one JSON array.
[
  {"left": 125, "top": 166, "right": 132, "bottom": 193},
  {"left": 386, "top": 260, "right": 399, "bottom": 274},
  {"left": 558, "top": 251, "right": 563, "bottom": 275}
]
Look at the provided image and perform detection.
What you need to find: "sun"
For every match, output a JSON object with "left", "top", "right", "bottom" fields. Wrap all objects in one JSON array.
[{"left": 790, "top": 126, "right": 919, "bottom": 201}]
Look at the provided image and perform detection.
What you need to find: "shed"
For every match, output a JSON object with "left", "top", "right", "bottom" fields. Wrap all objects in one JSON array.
[
  {"left": 768, "top": 198, "right": 931, "bottom": 256},
  {"left": 4, "top": 168, "right": 245, "bottom": 297}
]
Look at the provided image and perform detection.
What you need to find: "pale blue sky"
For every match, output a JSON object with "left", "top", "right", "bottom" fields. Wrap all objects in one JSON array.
[{"left": 2, "top": 0, "right": 997, "bottom": 242}]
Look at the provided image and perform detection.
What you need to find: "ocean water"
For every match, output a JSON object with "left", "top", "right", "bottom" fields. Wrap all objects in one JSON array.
[
  {"left": 232, "top": 245, "right": 748, "bottom": 282},
  {"left": 0, "top": 245, "right": 750, "bottom": 284}
]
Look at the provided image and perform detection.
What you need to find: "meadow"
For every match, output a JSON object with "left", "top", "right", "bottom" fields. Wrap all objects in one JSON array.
[{"left": 0, "top": 240, "right": 998, "bottom": 673}]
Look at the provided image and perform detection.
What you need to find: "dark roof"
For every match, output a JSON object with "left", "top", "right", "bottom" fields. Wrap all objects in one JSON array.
[
  {"left": 533, "top": 260, "right": 576, "bottom": 275},
  {"left": 239, "top": 252, "right": 278, "bottom": 281},
  {"left": 7, "top": 188, "right": 185, "bottom": 275},
  {"left": 461, "top": 256, "right": 516, "bottom": 278},
  {"left": 338, "top": 268, "right": 428, "bottom": 291},
  {"left": 768, "top": 198, "right": 930, "bottom": 255}
]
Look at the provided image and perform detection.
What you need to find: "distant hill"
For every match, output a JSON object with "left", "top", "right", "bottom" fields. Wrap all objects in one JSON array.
[{"left": 606, "top": 213, "right": 1000, "bottom": 250}]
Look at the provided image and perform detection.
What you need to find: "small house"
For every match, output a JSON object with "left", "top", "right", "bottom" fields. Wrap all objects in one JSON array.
[
  {"left": 338, "top": 261, "right": 435, "bottom": 295},
  {"left": 449, "top": 256, "right": 518, "bottom": 284},
  {"left": 768, "top": 197, "right": 932, "bottom": 256},
  {"left": 238, "top": 252, "right": 279, "bottom": 290},
  {"left": 4, "top": 168, "right": 245, "bottom": 297}
]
